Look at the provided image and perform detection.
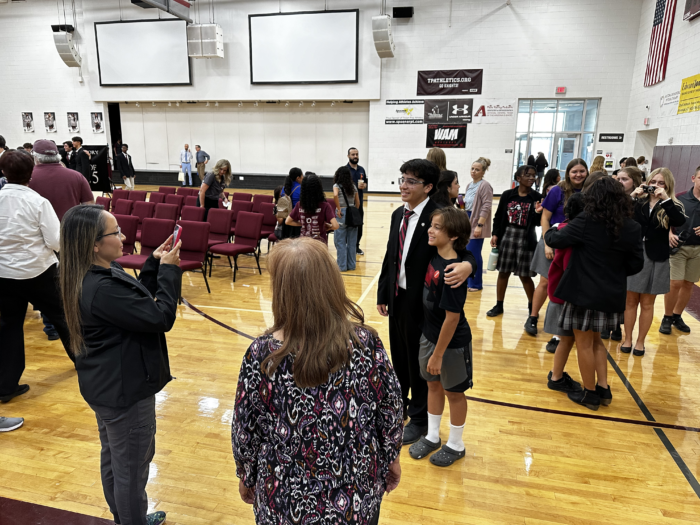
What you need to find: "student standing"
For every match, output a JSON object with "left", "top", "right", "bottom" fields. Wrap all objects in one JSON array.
[
  {"left": 72, "top": 136, "right": 92, "bottom": 182},
  {"left": 535, "top": 152, "right": 549, "bottom": 190},
  {"left": 286, "top": 173, "right": 338, "bottom": 244},
  {"left": 194, "top": 145, "right": 210, "bottom": 187},
  {"left": 541, "top": 169, "right": 561, "bottom": 197},
  {"left": 347, "top": 148, "right": 367, "bottom": 255},
  {"left": 463, "top": 158, "right": 493, "bottom": 292},
  {"left": 333, "top": 166, "right": 360, "bottom": 271},
  {"left": 115, "top": 144, "right": 136, "bottom": 190},
  {"left": 279, "top": 168, "right": 303, "bottom": 239},
  {"left": 409, "top": 207, "right": 473, "bottom": 467},
  {"left": 179, "top": 143, "right": 193, "bottom": 186}
]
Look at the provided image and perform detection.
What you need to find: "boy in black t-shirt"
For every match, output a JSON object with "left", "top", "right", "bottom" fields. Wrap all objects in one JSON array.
[{"left": 410, "top": 206, "right": 473, "bottom": 467}]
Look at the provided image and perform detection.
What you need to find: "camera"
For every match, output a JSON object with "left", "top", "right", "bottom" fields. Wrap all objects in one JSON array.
[{"left": 641, "top": 185, "right": 656, "bottom": 195}]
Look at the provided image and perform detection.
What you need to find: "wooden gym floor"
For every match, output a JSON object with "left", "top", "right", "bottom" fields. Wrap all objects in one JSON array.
[{"left": 2, "top": 184, "right": 700, "bottom": 524}]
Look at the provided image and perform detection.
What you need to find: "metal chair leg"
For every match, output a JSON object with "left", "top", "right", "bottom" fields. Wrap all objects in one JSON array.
[
  {"left": 233, "top": 255, "right": 238, "bottom": 282},
  {"left": 255, "top": 251, "right": 261, "bottom": 274},
  {"left": 202, "top": 267, "right": 211, "bottom": 293}
]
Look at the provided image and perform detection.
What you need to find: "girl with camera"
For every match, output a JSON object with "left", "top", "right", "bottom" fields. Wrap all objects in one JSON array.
[{"left": 622, "top": 168, "right": 686, "bottom": 356}]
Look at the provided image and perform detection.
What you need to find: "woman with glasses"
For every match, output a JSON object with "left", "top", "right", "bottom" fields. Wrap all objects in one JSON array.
[
  {"left": 199, "top": 159, "right": 232, "bottom": 219},
  {"left": 0, "top": 151, "right": 73, "bottom": 404},
  {"left": 487, "top": 164, "right": 542, "bottom": 317},
  {"left": 59, "top": 205, "right": 182, "bottom": 525}
]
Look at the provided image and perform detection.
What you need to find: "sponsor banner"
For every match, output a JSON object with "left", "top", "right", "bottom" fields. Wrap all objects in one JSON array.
[
  {"left": 424, "top": 99, "right": 472, "bottom": 124},
  {"left": 84, "top": 145, "right": 112, "bottom": 192},
  {"left": 599, "top": 133, "right": 624, "bottom": 142},
  {"left": 472, "top": 99, "right": 515, "bottom": 123},
  {"left": 677, "top": 73, "right": 700, "bottom": 115},
  {"left": 426, "top": 124, "right": 467, "bottom": 149},
  {"left": 385, "top": 99, "right": 424, "bottom": 124},
  {"left": 417, "top": 69, "right": 483, "bottom": 96},
  {"left": 659, "top": 89, "right": 680, "bottom": 116}
]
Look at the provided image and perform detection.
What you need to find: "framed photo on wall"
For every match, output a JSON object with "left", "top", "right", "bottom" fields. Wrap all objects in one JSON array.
[
  {"left": 67, "top": 112, "right": 80, "bottom": 133},
  {"left": 44, "top": 112, "right": 57, "bottom": 133},
  {"left": 22, "top": 112, "right": 34, "bottom": 133},
  {"left": 91, "top": 112, "right": 104, "bottom": 133}
]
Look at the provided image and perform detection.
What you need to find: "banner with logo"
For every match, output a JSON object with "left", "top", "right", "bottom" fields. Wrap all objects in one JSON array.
[
  {"left": 417, "top": 69, "right": 483, "bottom": 96},
  {"left": 660, "top": 89, "right": 680, "bottom": 116},
  {"left": 426, "top": 124, "right": 467, "bottom": 149},
  {"left": 84, "top": 144, "right": 112, "bottom": 192},
  {"left": 424, "top": 99, "right": 472, "bottom": 124},
  {"left": 677, "top": 73, "right": 700, "bottom": 115},
  {"left": 471, "top": 99, "right": 515, "bottom": 124},
  {"left": 385, "top": 99, "right": 424, "bottom": 124}
]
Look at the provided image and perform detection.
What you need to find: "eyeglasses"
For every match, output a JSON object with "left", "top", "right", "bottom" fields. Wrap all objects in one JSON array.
[
  {"left": 398, "top": 177, "right": 426, "bottom": 187},
  {"left": 97, "top": 226, "right": 121, "bottom": 241}
]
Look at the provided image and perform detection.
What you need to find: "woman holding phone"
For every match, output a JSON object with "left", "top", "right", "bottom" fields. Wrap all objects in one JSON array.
[{"left": 60, "top": 205, "right": 182, "bottom": 525}]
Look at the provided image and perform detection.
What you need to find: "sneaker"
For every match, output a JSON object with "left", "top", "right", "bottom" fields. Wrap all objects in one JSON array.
[
  {"left": 486, "top": 304, "right": 504, "bottom": 317},
  {"left": 610, "top": 327, "right": 622, "bottom": 341},
  {"left": 0, "top": 417, "right": 24, "bottom": 432},
  {"left": 356, "top": 248, "right": 364, "bottom": 256},
  {"left": 545, "top": 337, "right": 559, "bottom": 354},
  {"left": 672, "top": 316, "right": 691, "bottom": 333},
  {"left": 146, "top": 511, "right": 166, "bottom": 525},
  {"left": 547, "top": 371, "right": 582, "bottom": 393},
  {"left": 568, "top": 388, "right": 601, "bottom": 411},
  {"left": 524, "top": 316, "right": 537, "bottom": 336},
  {"left": 659, "top": 316, "right": 672, "bottom": 335},
  {"left": 596, "top": 384, "right": 612, "bottom": 406},
  {"left": 600, "top": 330, "right": 610, "bottom": 340},
  {"left": 0, "top": 384, "right": 30, "bottom": 404}
]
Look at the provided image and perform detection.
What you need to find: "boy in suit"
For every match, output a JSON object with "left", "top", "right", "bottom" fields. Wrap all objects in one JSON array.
[
  {"left": 72, "top": 136, "right": 92, "bottom": 182},
  {"left": 116, "top": 144, "right": 136, "bottom": 190}
]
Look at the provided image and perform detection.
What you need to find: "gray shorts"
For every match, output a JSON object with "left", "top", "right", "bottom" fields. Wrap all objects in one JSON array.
[{"left": 418, "top": 334, "right": 473, "bottom": 392}]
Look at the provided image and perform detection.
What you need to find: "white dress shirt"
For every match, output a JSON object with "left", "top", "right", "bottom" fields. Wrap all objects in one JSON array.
[
  {"left": 0, "top": 184, "right": 60, "bottom": 279},
  {"left": 180, "top": 150, "right": 193, "bottom": 163},
  {"left": 398, "top": 197, "right": 430, "bottom": 290}
]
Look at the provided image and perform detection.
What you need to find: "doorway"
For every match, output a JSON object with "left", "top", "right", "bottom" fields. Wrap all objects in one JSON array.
[
  {"left": 634, "top": 128, "right": 659, "bottom": 165},
  {"left": 107, "top": 103, "right": 122, "bottom": 158},
  {"left": 553, "top": 134, "right": 579, "bottom": 174}
]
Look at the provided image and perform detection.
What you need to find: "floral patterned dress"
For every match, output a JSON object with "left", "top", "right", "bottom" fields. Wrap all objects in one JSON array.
[{"left": 232, "top": 327, "right": 404, "bottom": 525}]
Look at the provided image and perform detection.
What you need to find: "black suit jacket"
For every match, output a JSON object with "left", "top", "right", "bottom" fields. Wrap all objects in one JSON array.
[
  {"left": 545, "top": 213, "right": 644, "bottom": 313},
  {"left": 377, "top": 198, "right": 476, "bottom": 322},
  {"left": 63, "top": 150, "right": 77, "bottom": 170},
  {"left": 74, "top": 148, "right": 91, "bottom": 180},
  {"left": 632, "top": 198, "right": 686, "bottom": 261},
  {"left": 115, "top": 152, "right": 135, "bottom": 178}
]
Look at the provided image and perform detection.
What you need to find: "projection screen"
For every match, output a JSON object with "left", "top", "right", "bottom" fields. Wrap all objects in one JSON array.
[
  {"left": 95, "top": 19, "right": 191, "bottom": 86},
  {"left": 249, "top": 10, "right": 359, "bottom": 84}
]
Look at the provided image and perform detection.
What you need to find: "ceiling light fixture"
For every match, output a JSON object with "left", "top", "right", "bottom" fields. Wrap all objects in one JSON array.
[
  {"left": 238, "top": 102, "right": 242, "bottom": 107},
  {"left": 152, "top": 102, "right": 156, "bottom": 107},
  {"left": 285, "top": 101, "right": 289, "bottom": 107},
  {"left": 168, "top": 102, "right": 172, "bottom": 107},
  {"left": 136, "top": 102, "right": 140, "bottom": 107}
]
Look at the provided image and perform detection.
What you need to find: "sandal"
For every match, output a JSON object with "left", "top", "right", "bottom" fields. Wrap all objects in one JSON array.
[
  {"left": 409, "top": 437, "right": 441, "bottom": 460},
  {"left": 467, "top": 287, "right": 482, "bottom": 292},
  {"left": 429, "top": 444, "right": 465, "bottom": 467}
]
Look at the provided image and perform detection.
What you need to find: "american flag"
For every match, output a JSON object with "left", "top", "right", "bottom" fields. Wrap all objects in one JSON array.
[{"left": 644, "top": 0, "right": 678, "bottom": 87}]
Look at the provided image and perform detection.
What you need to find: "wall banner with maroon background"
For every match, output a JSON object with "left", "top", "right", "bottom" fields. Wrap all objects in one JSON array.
[
  {"left": 84, "top": 144, "right": 112, "bottom": 192},
  {"left": 426, "top": 124, "right": 467, "bottom": 148},
  {"left": 417, "top": 69, "right": 483, "bottom": 96}
]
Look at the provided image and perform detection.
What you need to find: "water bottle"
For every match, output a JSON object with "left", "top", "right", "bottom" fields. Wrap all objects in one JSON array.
[{"left": 487, "top": 248, "right": 499, "bottom": 271}]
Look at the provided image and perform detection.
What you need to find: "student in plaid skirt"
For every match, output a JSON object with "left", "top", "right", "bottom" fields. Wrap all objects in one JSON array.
[{"left": 545, "top": 178, "right": 643, "bottom": 411}]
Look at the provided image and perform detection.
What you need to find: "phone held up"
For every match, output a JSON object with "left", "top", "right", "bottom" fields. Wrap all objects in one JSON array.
[{"left": 173, "top": 225, "right": 183, "bottom": 246}]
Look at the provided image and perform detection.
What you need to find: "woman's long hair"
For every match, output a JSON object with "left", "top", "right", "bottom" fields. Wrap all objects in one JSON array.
[
  {"left": 213, "top": 159, "right": 232, "bottom": 186},
  {"left": 589, "top": 155, "right": 606, "bottom": 173},
  {"left": 426, "top": 147, "right": 447, "bottom": 171},
  {"left": 542, "top": 169, "right": 560, "bottom": 195},
  {"left": 334, "top": 166, "right": 355, "bottom": 198},
  {"left": 261, "top": 237, "right": 374, "bottom": 388},
  {"left": 299, "top": 172, "right": 325, "bottom": 214},
  {"left": 59, "top": 205, "right": 108, "bottom": 356},
  {"left": 559, "top": 158, "right": 589, "bottom": 204},
  {"left": 638, "top": 167, "right": 685, "bottom": 229},
  {"left": 583, "top": 177, "right": 632, "bottom": 240},
  {"left": 432, "top": 170, "right": 458, "bottom": 208}
]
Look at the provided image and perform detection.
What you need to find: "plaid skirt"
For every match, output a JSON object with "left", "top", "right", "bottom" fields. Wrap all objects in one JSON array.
[
  {"left": 559, "top": 301, "right": 623, "bottom": 333},
  {"left": 496, "top": 226, "right": 536, "bottom": 277}
]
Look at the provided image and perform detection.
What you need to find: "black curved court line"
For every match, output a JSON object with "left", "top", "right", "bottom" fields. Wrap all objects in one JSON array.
[{"left": 181, "top": 297, "right": 255, "bottom": 340}]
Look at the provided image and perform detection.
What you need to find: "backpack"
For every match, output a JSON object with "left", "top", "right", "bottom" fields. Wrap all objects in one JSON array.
[{"left": 276, "top": 194, "right": 292, "bottom": 220}]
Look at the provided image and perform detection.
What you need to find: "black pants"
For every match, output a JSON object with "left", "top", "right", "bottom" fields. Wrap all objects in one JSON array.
[
  {"left": 203, "top": 196, "right": 219, "bottom": 220},
  {"left": 388, "top": 288, "right": 427, "bottom": 426},
  {"left": 281, "top": 223, "right": 301, "bottom": 239},
  {"left": 89, "top": 396, "right": 156, "bottom": 525},
  {"left": 0, "top": 264, "right": 73, "bottom": 396},
  {"left": 357, "top": 196, "right": 364, "bottom": 247}
]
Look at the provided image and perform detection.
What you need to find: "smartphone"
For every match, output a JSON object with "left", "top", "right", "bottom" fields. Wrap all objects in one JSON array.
[{"left": 173, "top": 225, "right": 183, "bottom": 245}]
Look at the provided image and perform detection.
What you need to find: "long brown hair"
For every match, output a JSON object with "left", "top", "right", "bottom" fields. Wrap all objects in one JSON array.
[
  {"left": 559, "top": 158, "right": 589, "bottom": 204},
  {"left": 59, "top": 205, "right": 108, "bottom": 355},
  {"left": 589, "top": 155, "right": 605, "bottom": 173},
  {"left": 426, "top": 147, "right": 447, "bottom": 171},
  {"left": 261, "top": 237, "right": 374, "bottom": 388}
]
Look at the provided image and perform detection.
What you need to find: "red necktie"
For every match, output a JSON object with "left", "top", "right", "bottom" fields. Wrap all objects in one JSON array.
[{"left": 396, "top": 208, "right": 415, "bottom": 296}]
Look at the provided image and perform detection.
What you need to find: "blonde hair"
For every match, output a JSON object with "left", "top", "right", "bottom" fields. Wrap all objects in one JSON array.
[
  {"left": 472, "top": 157, "right": 491, "bottom": 173},
  {"left": 426, "top": 148, "right": 447, "bottom": 171},
  {"left": 642, "top": 167, "right": 685, "bottom": 229},
  {"left": 590, "top": 155, "right": 606, "bottom": 173},
  {"left": 213, "top": 159, "right": 232, "bottom": 186},
  {"left": 261, "top": 237, "right": 374, "bottom": 388}
]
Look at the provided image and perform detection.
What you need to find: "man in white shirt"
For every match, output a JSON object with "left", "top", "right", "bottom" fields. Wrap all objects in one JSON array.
[{"left": 180, "top": 144, "right": 193, "bottom": 187}]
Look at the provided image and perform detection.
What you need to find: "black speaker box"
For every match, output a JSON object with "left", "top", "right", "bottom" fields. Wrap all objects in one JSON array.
[{"left": 393, "top": 7, "right": 414, "bottom": 18}]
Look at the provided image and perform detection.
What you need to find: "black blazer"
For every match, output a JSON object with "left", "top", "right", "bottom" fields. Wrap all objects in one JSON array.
[
  {"left": 545, "top": 213, "right": 644, "bottom": 313},
  {"left": 74, "top": 148, "right": 91, "bottom": 181},
  {"left": 492, "top": 187, "right": 543, "bottom": 252},
  {"left": 377, "top": 198, "right": 476, "bottom": 321},
  {"left": 75, "top": 255, "right": 180, "bottom": 408},
  {"left": 115, "top": 152, "right": 135, "bottom": 178},
  {"left": 535, "top": 156, "right": 548, "bottom": 171},
  {"left": 632, "top": 198, "right": 686, "bottom": 261}
]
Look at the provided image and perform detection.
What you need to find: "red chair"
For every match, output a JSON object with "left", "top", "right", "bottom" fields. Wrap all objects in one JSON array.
[
  {"left": 116, "top": 218, "right": 175, "bottom": 270},
  {"left": 96, "top": 196, "right": 111, "bottom": 211},
  {"left": 190, "top": 188, "right": 202, "bottom": 196},
  {"left": 232, "top": 193, "right": 252, "bottom": 202},
  {"left": 132, "top": 201, "right": 156, "bottom": 242},
  {"left": 252, "top": 194, "right": 274, "bottom": 213},
  {"left": 206, "top": 209, "right": 234, "bottom": 249},
  {"left": 154, "top": 203, "right": 178, "bottom": 221},
  {"left": 184, "top": 196, "right": 198, "bottom": 207},
  {"left": 165, "top": 194, "right": 184, "bottom": 218},
  {"left": 177, "top": 220, "right": 211, "bottom": 296},
  {"left": 176, "top": 187, "right": 190, "bottom": 197},
  {"left": 159, "top": 186, "right": 176, "bottom": 195},
  {"left": 181, "top": 206, "right": 205, "bottom": 221},
  {"left": 113, "top": 199, "right": 134, "bottom": 215},
  {"left": 267, "top": 232, "right": 279, "bottom": 249},
  {"left": 230, "top": 201, "right": 253, "bottom": 237},
  {"left": 128, "top": 190, "right": 147, "bottom": 202},
  {"left": 112, "top": 189, "right": 130, "bottom": 211},
  {"left": 209, "top": 211, "right": 263, "bottom": 282},
  {"left": 149, "top": 192, "right": 166, "bottom": 204},
  {"left": 113, "top": 214, "right": 139, "bottom": 255},
  {"left": 257, "top": 203, "right": 278, "bottom": 253}
]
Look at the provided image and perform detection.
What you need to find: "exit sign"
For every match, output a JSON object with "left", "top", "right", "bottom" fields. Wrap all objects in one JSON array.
[{"left": 555, "top": 86, "right": 567, "bottom": 94}]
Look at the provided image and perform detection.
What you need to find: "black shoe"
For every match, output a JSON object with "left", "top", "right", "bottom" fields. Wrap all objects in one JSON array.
[
  {"left": 620, "top": 345, "right": 632, "bottom": 354},
  {"left": 486, "top": 304, "right": 504, "bottom": 317},
  {"left": 545, "top": 337, "right": 559, "bottom": 354},
  {"left": 610, "top": 328, "right": 622, "bottom": 341},
  {"left": 356, "top": 248, "right": 364, "bottom": 256},
  {"left": 672, "top": 316, "right": 691, "bottom": 333},
  {"left": 596, "top": 384, "right": 612, "bottom": 406},
  {"left": 0, "top": 384, "right": 30, "bottom": 404},
  {"left": 633, "top": 346, "right": 645, "bottom": 356},
  {"left": 567, "top": 388, "right": 600, "bottom": 411},
  {"left": 547, "top": 371, "right": 582, "bottom": 393},
  {"left": 524, "top": 316, "right": 537, "bottom": 336},
  {"left": 600, "top": 330, "right": 610, "bottom": 340},
  {"left": 46, "top": 331, "right": 60, "bottom": 341},
  {"left": 402, "top": 422, "right": 428, "bottom": 445},
  {"left": 659, "top": 316, "right": 672, "bottom": 335}
]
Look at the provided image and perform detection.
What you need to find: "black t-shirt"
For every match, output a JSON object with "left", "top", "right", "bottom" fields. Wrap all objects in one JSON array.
[
  {"left": 505, "top": 193, "right": 536, "bottom": 228},
  {"left": 203, "top": 172, "right": 225, "bottom": 199},
  {"left": 422, "top": 255, "right": 471, "bottom": 348}
]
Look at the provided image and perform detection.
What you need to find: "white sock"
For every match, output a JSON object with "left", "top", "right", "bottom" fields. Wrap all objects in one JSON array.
[
  {"left": 447, "top": 423, "right": 465, "bottom": 452},
  {"left": 425, "top": 412, "right": 442, "bottom": 444}
]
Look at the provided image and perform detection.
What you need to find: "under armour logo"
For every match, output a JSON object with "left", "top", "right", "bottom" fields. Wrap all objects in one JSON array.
[{"left": 452, "top": 104, "right": 470, "bottom": 115}]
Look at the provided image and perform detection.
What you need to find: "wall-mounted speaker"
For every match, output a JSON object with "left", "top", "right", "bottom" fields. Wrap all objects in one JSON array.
[
  {"left": 372, "top": 15, "right": 395, "bottom": 59},
  {"left": 393, "top": 7, "right": 414, "bottom": 18},
  {"left": 53, "top": 31, "right": 81, "bottom": 67},
  {"left": 187, "top": 23, "right": 224, "bottom": 58}
]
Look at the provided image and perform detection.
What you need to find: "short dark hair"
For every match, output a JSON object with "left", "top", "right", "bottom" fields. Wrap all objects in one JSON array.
[
  {"left": 430, "top": 206, "right": 471, "bottom": 252},
  {"left": 0, "top": 135, "right": 5, "bottom": 149},
  {"left": 121, "top": 143, "right": 128, "bottom": 149},
  {"left": 348, "top": 147, "right": 358, "bottom": 155},
  {"left": 400, "top": 158, "right": 439, "bottom": 196},
  {"left": 695, "top": 166, "right": 700, "bottom": 175},
  {"left": 23, "top": 143, "right": 32, "bottom": 150},
  {"left": 195, "top": 145, "right": 201, "bottom": 148},
  {"left": 515, "top": 164, "right": 536, "bottom": 180},
  {"left": 72, "top": 136, "right": 83, "bottom": 144},
  {"left": 620, "top": 157, "right": 627, "bottom": 166},
  {"left": 63, "top": 141, "right": 73, "bottom": 148},
  {"left": 289, "top": 167, "right": 303, "bottom": 180},
  {"left": 0, "top": 150, "right": 35, "bottom": 184}
]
